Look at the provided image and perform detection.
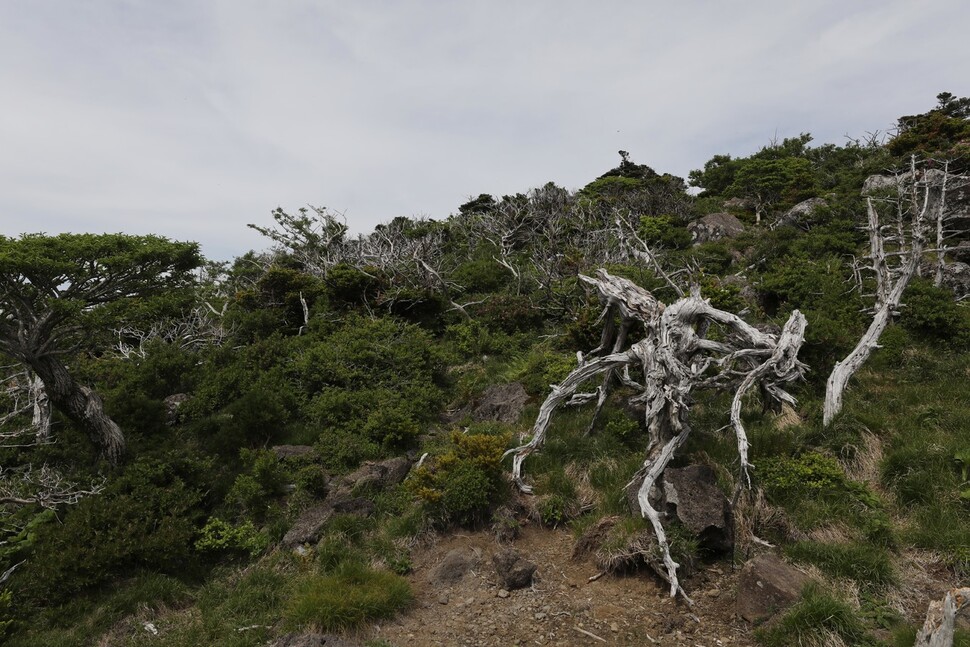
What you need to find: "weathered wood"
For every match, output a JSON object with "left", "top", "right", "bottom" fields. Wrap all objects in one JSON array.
[
  {"left": 915, "top": 588, "right": 970, "bottom": 647},
  {"left": 507, "top": 269, "right": 808, "bottom": 599}
]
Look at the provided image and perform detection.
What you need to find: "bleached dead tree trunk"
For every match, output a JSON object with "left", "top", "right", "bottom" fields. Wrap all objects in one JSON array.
[
  {"left": 1, "top": 365, "right": 52, "bottom": 446},
  {"left": 506, "top": 269, "right": 807, "bottom": 600},
  {"left": 824, "top": 157, "right": 939, "bottom": 426},
  {"left": 915, "top": 588, "right": 970, "bottom": 647}
]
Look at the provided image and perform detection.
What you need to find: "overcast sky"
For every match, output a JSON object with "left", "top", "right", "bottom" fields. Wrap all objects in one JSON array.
[{"left": 1, "top": 1, "right": 966, "bottom": 260}]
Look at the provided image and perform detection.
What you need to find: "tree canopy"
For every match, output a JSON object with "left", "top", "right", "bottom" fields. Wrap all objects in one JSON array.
[{"left": 0, "top": 233, "right": 201, "bottom": 463}]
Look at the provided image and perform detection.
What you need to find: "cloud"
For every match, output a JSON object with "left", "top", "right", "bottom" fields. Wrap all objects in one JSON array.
[{"left": 1, "top": 0, "right": 967, "bottom": 259}]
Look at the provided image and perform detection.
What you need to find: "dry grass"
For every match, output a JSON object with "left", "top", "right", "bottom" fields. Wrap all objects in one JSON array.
[{"left": 841, "top": 431, "right": 884, "bottom": 485}]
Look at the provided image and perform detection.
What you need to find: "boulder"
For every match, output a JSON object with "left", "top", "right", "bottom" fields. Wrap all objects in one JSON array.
[
  {"left": 775, "top": 197, "right": 827, "bottom": 230},
  {"left": 862, "top": 174, "right": 902, "bottom": 195},
  {"left": 429, "top": 548, "right": 478, "bottom": 585},
  {"left": 492, "top": 548, "right": 537, "bottom": 590},
  {"left": 472, "top": 382, "right": 530, "bottom": 425},
  {"left": 269, "top": 633, "right": 358, "bottom": 647},
  {"left": 723, "top": 197, "right": 754, "bottom": 211},
  {"left": 688, "top": 213, "right": 745, "bottom": 244},
  {"left": 663, "top": 465, "right": 734, "bottom": 554},
  {"left": 282, "top": 502, "right": 335, "bottom": 548},
  {"left": 162, "top": 393, "right": 189, "bottom": 426},
  {"left": 625, "top": 465, "right": 733, "bottom": 555},
  {"left": 736, "top": 554, "right": 813, "bottom": 623},
  {"left": 339, "top": 456, "right": 413, "bottom": 493},
  {"left": 940, "top": 261, "right": 970, "bottom": 297}
]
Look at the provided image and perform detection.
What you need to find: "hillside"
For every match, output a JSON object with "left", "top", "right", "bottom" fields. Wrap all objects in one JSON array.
[{"left": 1, "top": 93, "right": 969, "bottom": 647}]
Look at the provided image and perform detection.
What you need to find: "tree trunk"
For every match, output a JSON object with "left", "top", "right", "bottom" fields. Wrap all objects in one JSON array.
[
  {"left": 823, "top": 301, "right": 893, "bottom": 426},
  {"left": 824, "top": 196, "right": 924, "bottom": 426},
  {"left": 915, "top": 588, "right": 970, "bottom": 647},
  {"left": 29, "top": 355, "right": 125, "bottom": 465}
]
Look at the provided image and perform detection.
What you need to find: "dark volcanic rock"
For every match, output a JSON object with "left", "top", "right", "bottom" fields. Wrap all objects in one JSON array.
[
  {"left": 472, "top": 382, "right": 530, "bottom": 425},
  {"left": 663, "top": 465, "right": 734, "bottom": 555},
  {"left": 736, "top": 554, "right": 813, "bottom": 623},
  {"left": 282, "top": 502, "right": 335, "bottom": 548},
  {"left": 492, "top": 548, "right": 537, "bottom": 590}
]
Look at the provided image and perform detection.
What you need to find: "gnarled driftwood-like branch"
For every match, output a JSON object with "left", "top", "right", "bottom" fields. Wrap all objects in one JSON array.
[{"left": 506, "top": 269, "right": 807, "bottom": 599}]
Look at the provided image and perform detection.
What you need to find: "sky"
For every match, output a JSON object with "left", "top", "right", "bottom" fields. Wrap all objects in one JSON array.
[{"left": 1, "top": 1, "right": 967, "bottom": 260}]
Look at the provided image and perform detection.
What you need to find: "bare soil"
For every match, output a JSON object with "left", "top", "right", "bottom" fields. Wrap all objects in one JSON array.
[{"left": 372, "top": 525, "right": 757, "bottom": 647}]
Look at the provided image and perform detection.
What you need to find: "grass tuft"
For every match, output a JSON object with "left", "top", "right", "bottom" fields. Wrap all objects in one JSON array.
[{"left": 284, "top": 562, "right": 412, "bottom": 631}]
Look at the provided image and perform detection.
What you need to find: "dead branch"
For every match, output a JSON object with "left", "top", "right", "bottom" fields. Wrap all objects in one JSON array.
[
  {"left": 915, "top": 588, "right": 970, "bottom": 647},
  {"left": 506, "top": 269, "right": 807, "bottom": 600},
  {"left": 824, "top": 156, "right": 948, "bottom": 426},
  {"left": 0, "top": 464, "right": 105, "bottom": 509}
]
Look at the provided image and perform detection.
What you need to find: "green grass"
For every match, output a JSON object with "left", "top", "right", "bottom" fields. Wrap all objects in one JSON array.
[
  {"left": 8, "top": 573, "right": 190, "bottom": 647},
  {"left": 284, "top": 562, "right": 411, "bottom": 632},
  {"left": 755, "top": 584, "right": 877, "bottom": 647},
  {"left": 784, "top": 541, "right": 896, "bottom": 588}
]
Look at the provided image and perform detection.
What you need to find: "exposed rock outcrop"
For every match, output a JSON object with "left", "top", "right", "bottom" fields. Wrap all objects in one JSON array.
[
  {"left": 775, "top": 197, "right": 828, "bottom": 230},
  {"left": 472, "top": 382, "right": 530, "bottom": 425},
  {"left": 736, "top": 554, "right": 813, "bottom": 623},
  {"left": 688, "top": 213, "right": 745, "bottom": 244},
  {"left": 663, "top": 465, "right": 734, "bottom": 555}
]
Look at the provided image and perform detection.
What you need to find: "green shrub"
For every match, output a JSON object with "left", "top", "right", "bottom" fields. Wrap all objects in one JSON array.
[
  {"left": 472, "top": 294, "right": 545, "bottom": 334},
  {"left": 226, "top": 449, "right": 287, "bottom": 516},
  {"left": 637, "top": 214, "right": 692, "bottom": 249},
  {"left": 195, "top": 518, "right": 268, "bottom": 558},
  {"left": 0, "top": 589, "right": 13, "bottom": 641},
  {"left": 409, "top": 430, "right": 511, "bottom": 526},
  {"left": 758, "top": 452, "right": 886, "bottom": 536},
  {"left": 445, "top": 320, "right": 515, "bottom": 359},
  {"left": 504, "top": 346, "right": 577, "bottom": 396},
  {"left": 535, "top": 467, "right": 579, "bottom": 526},
  {"left": 13, "top": 456, "right": 208, "bottom": 607},
  {"left": 899, "top": 278, "right": 970, "bottom": 347},
  {"left": 758, "top": 452, "right": 848, "bottom": 501},
  {"left": 324, "top": 263, "right": 383, "bottom": 307},
  {"left": 294, "top": 464, "right": 329, "bottom": 497},
  {"left": 284, "top": 563, "right": 411, "bottom": 631},
  {"left": 452, "top": 258, "right": 511, "bottom": 294}
]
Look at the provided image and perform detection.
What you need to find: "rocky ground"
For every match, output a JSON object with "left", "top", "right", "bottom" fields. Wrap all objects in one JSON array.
[{"left": 372, "top": 525, "right": 755, "bottom": 647}]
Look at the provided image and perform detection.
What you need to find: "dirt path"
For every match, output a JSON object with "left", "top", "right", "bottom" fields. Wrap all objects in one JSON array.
[{"left": 372, "top": 525, "right": 756, "bottom": 647}]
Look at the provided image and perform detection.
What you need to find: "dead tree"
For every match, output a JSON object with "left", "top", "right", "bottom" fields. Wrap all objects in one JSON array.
[
  {"left": 0, "top": 464, "right": 104, "bottom": 509},
  {"left": 506, "top": 269, "right": 807, "bottom": 599},
  {"left": 824, "top": 157, "right": 951, "bottom": 425},
  {"left": 915, "top": 587, "right": 970, "bottom": 647},
  {"left": 1, "top": 364, "right": 52, "bottom": 446}
]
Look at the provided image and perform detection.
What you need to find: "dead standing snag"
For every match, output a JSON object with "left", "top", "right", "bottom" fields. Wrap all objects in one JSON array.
[{"left": 506, "top": 269, "right": 807, "bottom": 599}]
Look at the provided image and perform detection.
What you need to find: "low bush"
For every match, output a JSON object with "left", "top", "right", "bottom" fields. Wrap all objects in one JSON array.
[
  {"left": 409, "top": 429, "right": 511, "bottom": 526},
  {"left": 194, "top": 518, "right": 268, "bottom": 558},
  {"left": 284, "top": 562, "right": 411, "bottom": 632}
]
